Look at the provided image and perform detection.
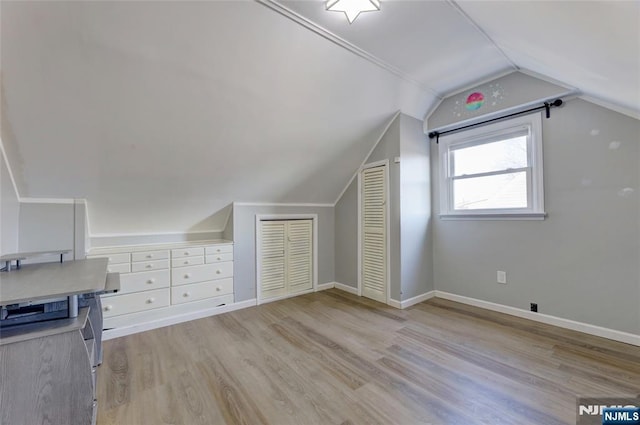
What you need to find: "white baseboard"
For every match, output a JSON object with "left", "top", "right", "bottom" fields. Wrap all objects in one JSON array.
[
  {"left": 334, "top": 282, "right": 359, "bottom": 295},
  {"left": 387, "top": 298, "right": 402, "bottom": 308},
  {"left": 388, "top": 291, "right": 436, "bottom": 309},
  {"left": 103, "top": 298, "right": 257, "bottom": 340},
  {"left": 434, "top": 291, "right": 640, "bottom": 347},
  {"left": 316, "top": 282, "right": 336, "bottom": 291}
]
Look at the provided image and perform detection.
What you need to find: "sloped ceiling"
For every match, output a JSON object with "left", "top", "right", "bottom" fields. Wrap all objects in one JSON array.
[{"left": 1, "top": 0, "right": 638, "bottom": 235}]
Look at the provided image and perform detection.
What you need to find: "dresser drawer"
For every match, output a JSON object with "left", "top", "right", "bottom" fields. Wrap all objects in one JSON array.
[
  {"left": 131, "top": 259, "right": 169, "bottom": 273},
  {"left": 118, "top": 270, "right": 170, "bottom": 294},
  {"left": 172, "top": 262, "right": 234, "bottom": 286},
  {"left": 171, "top": 278, "right": 234, "bottom": 304},
  {"left": 107, "top": 263, "right": 131, "bottom": 274},
  {"left": 88, "top": 252, "right": 130, "bottom": 264},
  {"left": 101, "top": 289, "right": 169, "bottom": 318},
  {"left": 205, "top": 253, "right": 233, "bottom": 264},
  {"left": 205, "top": 245, "right": 233, "bottom": 255},
  {"left": 171, "top": 247, "right": 204, "bottom": 258},
  {"left": 171, "top": 256, "right": 204, "bottom": 268},
  {"left": 131, "top": 250, "right": 169, "bottom": 262}
]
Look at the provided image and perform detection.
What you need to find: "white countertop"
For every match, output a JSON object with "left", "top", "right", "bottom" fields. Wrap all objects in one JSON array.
[{"left": 88, "top": 239, "right": 233, "bottom": 255}]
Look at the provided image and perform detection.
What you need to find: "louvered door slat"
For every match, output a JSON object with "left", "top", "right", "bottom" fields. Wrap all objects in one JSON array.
[
  {"left": 260, "top": 221, "right": 287, "bottom": 299},
  {"left": 362, "top": 165, "right": 387, "bottom": 303},
  {"left": 287, "top": 220, "right": 313, "bottom": 294}
]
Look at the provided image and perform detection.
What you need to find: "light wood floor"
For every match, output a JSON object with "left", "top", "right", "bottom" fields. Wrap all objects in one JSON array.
[{"left": 97, "top": 289, "right": 640, "bottom": 425}]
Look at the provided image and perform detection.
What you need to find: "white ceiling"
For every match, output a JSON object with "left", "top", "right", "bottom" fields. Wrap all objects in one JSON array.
[{"left": 1, "top": 0, "right": 638, "bottom": 234}]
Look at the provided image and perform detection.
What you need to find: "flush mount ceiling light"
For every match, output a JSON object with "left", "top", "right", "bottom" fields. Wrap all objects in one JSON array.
[{"left": 326, "top": 0, "right": 380, "bottom": 24}]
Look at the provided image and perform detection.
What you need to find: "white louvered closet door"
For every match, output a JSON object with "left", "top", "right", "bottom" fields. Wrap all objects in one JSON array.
[
  {"left": 361, "top": 165, "right": 387, "bottom": 303},
  {"left": 286, "top": 220, "right": 313, "bottom": 294},
  {"left": 260, "top": 221, "right": 287, "bottom": 299}
]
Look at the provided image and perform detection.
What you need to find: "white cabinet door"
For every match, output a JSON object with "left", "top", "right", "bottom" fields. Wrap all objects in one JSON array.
[
  {"left": 260, "top": 221, "right": 287, "bottom": 300},
  {"left": 361, "top": 165, "right": 387, "bottom": 303},
  {"left": 287, "top": 220, "right": 313, "bottom": 294}
]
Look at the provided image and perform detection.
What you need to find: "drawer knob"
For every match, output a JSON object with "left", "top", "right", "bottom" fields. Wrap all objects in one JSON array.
[
  {"left": 146, "top": 254, "right": 152, "bottom": 258},
  {"left": 147, "top": 278, "right": 155, "bottom": 284},
  {"left": 184, "top": 252, "right": 190, "bottom": 256},
  {"left": 183, "top": 292, "right": 190, "bottom": 297},
  {"left": 216, "top": 270, "right": 221, "bottom": 274},
  {"left": 216, "top": 287, "right": 221, "bottom": 292},
  {"left": 217, "top": 257, "right": 221, "bottom": 261},
  {"left": 217, "top": 249, "right": 221, "bottom": 253},
  {"left": 147, "top": 298, "right": 155, "bottom": 304},
  {"left": 184, "top": 273, "right": 191, "bottom": 279},
  {"left": 146, "top": 264, "right": 153, "bottom": 268},
  {"left": 184, "top": 261, "right": 189, "bottom": 265},
  {"left": 104, "top": 305, "right": 113, "bottom": 311}
]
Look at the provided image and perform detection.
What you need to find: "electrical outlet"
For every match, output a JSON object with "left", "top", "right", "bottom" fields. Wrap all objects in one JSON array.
[
  {"left": 497, "top": 271, "right": 507, "bottom": 284},
  {"left": 530, "top": 303, "right": 538, "bottom": 312}
]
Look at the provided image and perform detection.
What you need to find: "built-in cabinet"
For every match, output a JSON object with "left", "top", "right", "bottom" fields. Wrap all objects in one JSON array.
[
  {"left": 88, "top": 240, "right": 234, "bottom": 329},
  {"left": 259, "top": 219, "right": 313, "bottom": 301}
]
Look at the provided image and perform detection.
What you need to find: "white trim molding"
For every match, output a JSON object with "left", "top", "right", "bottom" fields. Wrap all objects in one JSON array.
[
  {"left": 234, "top": 202, "right": 333, "bottom": 208},
  {"left": 19, "top": 197, "right": 76, "bottom": 204},
  {"left": 388, "top": 291, "right": 436, "bottom": 309},
  {"left": 317, "top": 282, "right": 336, "bottom": 291},
  {"left": 90, "top": 229, "right": 223, "bottom": 238},
  {"left": 435, "top": 291, "right": 640, "bottom": 347},
  {"left": 0, "top": 137, "right": 21, "bottom": 200},
  {"left": 333, "top": 282, "right": 359, "bottom": 295},
  {"left": 102, "top": 298, "right": 257, "bottom": 340}
]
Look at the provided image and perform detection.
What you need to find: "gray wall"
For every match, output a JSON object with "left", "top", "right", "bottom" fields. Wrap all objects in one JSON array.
[
  {"left": 19, "top": 203, "right": 75, "bottom": 261},
  {"left": 334, "top": 179, "right": 358, "bottom": 287},
  {"left": 399, "top": 114, "right": 434, "bottom": 300},
  {"left": 431, "top": 99, "right": 640, "bottom": 334},
  {"left": 427, "top": 71, "right": 570, "bottom": 131},
  {"left": 233, "top": 204, "right": 335, "bottom": 302},
  {"left": 223, "top": 206, "right": 234, "bottom": 241},
  {"left": 0, "top": 152, "right": 19, "bottom": 254}
]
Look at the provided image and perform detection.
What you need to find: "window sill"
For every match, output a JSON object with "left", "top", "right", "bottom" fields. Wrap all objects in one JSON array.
[{"left": 439, "top": 212, "right": 547, "bottom": 221}]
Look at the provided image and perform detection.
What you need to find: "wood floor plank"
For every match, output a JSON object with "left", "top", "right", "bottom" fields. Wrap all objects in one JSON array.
[{"left": 97, "top": 289, "right": 640, "bottom": 425}]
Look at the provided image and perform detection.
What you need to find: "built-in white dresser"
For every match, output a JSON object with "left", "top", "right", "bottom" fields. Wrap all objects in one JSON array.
[{"left": 87, "top": 240, "right": 233, "bottom": 329}]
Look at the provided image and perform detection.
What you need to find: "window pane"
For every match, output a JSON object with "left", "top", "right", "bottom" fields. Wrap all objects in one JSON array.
[
  {"left": 452, "top": 135, "right": 527, "bottom": 176},
  {"left": 453, "top": 171, "right": 528, "bottom": 210}
]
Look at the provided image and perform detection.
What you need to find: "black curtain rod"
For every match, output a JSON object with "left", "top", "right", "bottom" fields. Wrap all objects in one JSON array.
[{"left": 428, "top": 98, "right": 563, "bottom": 143}]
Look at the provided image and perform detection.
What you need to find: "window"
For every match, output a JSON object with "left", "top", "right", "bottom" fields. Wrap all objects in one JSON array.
[{"left": 438, "top": 112, "right": 545, "bottom": 219}]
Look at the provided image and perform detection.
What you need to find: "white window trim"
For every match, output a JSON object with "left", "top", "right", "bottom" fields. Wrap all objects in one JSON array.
[{"left": 438, "top": 112, "right": 546, "bottom": 220}]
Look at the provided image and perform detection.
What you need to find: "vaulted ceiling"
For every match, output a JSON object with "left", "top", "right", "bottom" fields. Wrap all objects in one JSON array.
[{"left": 1, "top": 1, "right": 638, "bottom": 234}]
